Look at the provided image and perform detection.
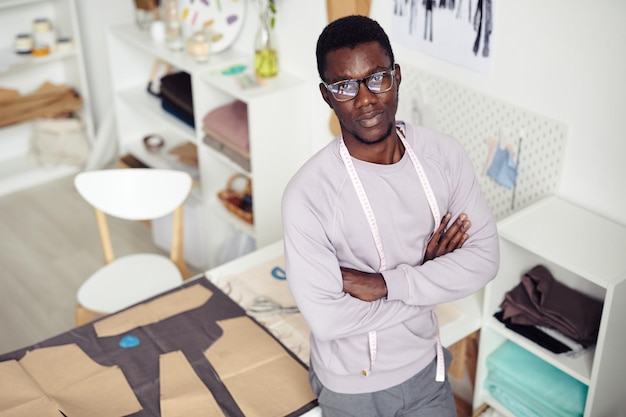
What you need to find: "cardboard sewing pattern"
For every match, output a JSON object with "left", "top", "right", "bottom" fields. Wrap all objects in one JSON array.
[
  {"left": 206, "top": 316, "right": 316, "bottom": 417},
  {"left": 160, "top": 350, "right": 225, "bottom": 417},
  {"left": 212, "top": 257, "right": 313, "bottom": 364},
  {"left": 93, "top": 284, "right": 214, "bottom": 337},
  {"left": 0, "top": 344, "right": 141, "bottom": 417},
  {"left": 0, "top": 280, "right": 317, "bottom": 417}
]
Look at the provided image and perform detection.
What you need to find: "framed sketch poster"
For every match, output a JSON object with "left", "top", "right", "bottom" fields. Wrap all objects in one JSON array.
[{"left": 391, "top": 0, "right": 497, "bottom": 74}]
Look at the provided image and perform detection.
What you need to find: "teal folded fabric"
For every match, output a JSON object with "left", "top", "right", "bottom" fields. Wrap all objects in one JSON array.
[{"left": 484, "top": 341, "right": 587, "bottom": 417}]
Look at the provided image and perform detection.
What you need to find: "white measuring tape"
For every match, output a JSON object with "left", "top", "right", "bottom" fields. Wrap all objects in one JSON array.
[{"left": 339, "top": 124, "right": 445, "bottom": 382}]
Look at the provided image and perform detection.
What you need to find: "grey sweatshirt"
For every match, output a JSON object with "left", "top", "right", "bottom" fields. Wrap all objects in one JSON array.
[{"left": 282, "top": 121, "right": 499, "bottom": 394}]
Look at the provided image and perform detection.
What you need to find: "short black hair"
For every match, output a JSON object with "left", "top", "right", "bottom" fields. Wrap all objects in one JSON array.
[{"left": 316, "top": 15, "right": 395, "bottom": 81}]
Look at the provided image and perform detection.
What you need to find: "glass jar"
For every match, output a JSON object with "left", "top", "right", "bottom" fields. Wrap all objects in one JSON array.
[
  {"left": 162, "top": 0, "right": 184, "bottom": 51},
  {"left": 254, "top": 5, "right": 278, "bottom": 78},
  {"left": 133, "top": 0, "right": 158, "bottom": 31},
  {"left": 186, "top": 30, "right": 211, "bottom": 63}
]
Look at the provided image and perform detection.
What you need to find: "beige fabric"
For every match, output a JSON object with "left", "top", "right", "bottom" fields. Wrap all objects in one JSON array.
[
  {"left": 94, "top": 283, "right": 213, "bottom": 337},
  {"left": 160, "top": 351, "right": 225, "bottom": 417},
  {"left": 0, "top": 344, "right": 141, "bottom": 417},
  {"left": 0, "top": 82, "right": 83, "bottom": 128},
  {"left": 205, "top": 316, "right": 316, "bottom": 417}
]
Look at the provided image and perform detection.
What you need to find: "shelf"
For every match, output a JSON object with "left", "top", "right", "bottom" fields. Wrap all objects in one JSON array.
[
  {"left": 108, "top": 21, "right": 310, "bottom": 269},
  {"left": 109, "top": 24, "right": 247, "bottom": 76},
  {"left": 202, "top": 68, "right": 308, "bottom": 103},
  {"left": 200, "top": 139, "right": 250, "bottom": 175},
  {"left": 497, "top": 196, "right": 626, "bottom": 288},
  {"left": 0, "top": 0, "right": 51, "bottom": 7},
  {"left": 0, "top": 0, "right": 92, "bottom": 197},
  {"left": 117, "top": 85, "right": 195, "bottom": 141},
  {"left": 486, "top": 317, "right": 593, "bottom": 384},
  {"left": 474, "top": 195, "right": 626, "bottom": 417},
  {"left": 0, "top": 48, "right": 78, "bottom": 74},
  {"left": 475, "top": 393, "right": 517, "bottom": 417}
]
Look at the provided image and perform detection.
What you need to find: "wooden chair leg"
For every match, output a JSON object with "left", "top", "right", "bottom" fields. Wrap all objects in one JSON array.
[{"left": 75, "top": 304, "right": 105, "bottom": 327}]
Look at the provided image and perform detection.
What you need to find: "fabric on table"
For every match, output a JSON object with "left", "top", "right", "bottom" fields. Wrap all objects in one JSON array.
[
  {"left": 0, "top": 279, "right": 317, "bottom": 417},
  {"left": 500, "top": 265, "right": 603, "bottom": 347},
  {"left": 485, "top": 340, "right": 588, "bottom": 417}
]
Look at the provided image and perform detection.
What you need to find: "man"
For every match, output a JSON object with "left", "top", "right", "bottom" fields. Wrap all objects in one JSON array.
[{"left": 281, "top": 15, "right": 499, "bottom": 416}]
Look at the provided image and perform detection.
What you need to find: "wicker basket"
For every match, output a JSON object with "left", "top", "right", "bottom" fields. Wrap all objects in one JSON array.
[{"left": 217, "top": 174, "right": 253, "bottom": 224}]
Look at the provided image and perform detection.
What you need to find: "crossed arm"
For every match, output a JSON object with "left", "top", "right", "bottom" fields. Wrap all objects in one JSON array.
[{"left": 341, "top": 212, "right": 471, "bottom": 302}]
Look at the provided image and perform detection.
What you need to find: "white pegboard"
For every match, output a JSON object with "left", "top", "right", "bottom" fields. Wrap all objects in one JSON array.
[{"left": 397, "top": 66, "right": 568, "bottom": 220}]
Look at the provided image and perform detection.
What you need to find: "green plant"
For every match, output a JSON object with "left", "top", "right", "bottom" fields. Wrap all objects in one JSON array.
[{"left": 256, "top": 0, "right": 277, "bottom": 28}]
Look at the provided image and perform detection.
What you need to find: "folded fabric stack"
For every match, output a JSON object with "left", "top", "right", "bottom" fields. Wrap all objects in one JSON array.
[
  {"left": 485, "top": 341, "right": 588, "bottom": 417},
  {"left": 497, "top": 265, "right": 603, "bottom": 354},
  {"left": 0, "top": 82, "right": 83, "bottom": 127}
]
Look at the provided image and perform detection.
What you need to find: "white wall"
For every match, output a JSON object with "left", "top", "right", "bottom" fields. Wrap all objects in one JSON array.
[
  {"left": 79, "top": 0, "right": 626, "bottom": 225},
  {"left": 276, "top": 0, "right": 626, "bottom": 226},
  {"left": 386, "top": 0, "right": 626, "bottom": 226}
]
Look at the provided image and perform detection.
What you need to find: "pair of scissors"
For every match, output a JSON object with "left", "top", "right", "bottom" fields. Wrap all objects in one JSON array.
[{"left": 248, "top": 296, "right": 299, "bottom": 314}]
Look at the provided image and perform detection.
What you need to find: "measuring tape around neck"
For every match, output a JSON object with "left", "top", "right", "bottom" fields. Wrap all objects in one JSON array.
[{"left": 339, "top": 124, "right": 446, "bottom": 382}]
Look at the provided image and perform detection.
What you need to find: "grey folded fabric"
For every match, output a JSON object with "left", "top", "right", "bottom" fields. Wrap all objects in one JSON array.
[{"left": 500, "top": 265, "right": 603, "bottom": 348}]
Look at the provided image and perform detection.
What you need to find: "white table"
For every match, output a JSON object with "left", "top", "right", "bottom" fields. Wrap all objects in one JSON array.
[{"left": 204, "top": 240, "right": 485, "bottom": 416}]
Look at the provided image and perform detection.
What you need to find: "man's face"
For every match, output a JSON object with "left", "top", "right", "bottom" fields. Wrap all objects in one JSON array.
[{"left": 320, "top": 41, "right": 401, "bottom": 148}]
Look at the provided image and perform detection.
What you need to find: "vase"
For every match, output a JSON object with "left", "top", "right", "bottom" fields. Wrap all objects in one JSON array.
[
  {"left": 162, "top": 0, "right": 184, "bottom": 51},
  {"left": 254, "top": 6, "right": 278, "bottom": 78}
]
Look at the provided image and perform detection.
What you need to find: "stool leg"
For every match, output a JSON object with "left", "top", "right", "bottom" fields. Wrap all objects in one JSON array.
[{"left": 75, "top": 304, "right": 105, "bottom": 327}]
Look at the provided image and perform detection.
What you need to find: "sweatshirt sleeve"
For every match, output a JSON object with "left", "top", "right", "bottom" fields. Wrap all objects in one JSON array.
[
  {"left": 382, "top": 137, "right": 500, "bottom": 306},
  {"left": 282, "top": 183, "right": 428, "bottom": 342}
]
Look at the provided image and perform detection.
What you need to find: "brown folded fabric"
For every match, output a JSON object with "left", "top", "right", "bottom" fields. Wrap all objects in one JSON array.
[
  {"left": 0, "top": 82, "right": 83, "bottom": 128},
  {"left": 500, "top": 265, "right": 603, "bottom": 347}
]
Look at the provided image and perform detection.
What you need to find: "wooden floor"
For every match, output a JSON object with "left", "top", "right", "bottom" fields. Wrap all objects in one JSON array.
[{"left": 0, "top": 174, "right": 200, "bottom": 354}]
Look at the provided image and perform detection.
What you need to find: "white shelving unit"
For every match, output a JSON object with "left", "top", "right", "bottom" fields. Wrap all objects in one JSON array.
[
  {"left": 473, "top": 195, "right": 626, "bottom": 416},
  {"left": 0, "top": 0, "right": 93, "bottom": 197},
  {"left": 106, "top": 23, "right": 311, "bottom": 269}
]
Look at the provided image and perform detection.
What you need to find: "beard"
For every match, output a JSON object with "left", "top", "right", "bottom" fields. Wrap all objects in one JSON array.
[
  {"left": 349, "top": 121, "right": 394, "bottom": 146},
  {"left": 340, "top": 92, "right": 399, "bottom": 146}
]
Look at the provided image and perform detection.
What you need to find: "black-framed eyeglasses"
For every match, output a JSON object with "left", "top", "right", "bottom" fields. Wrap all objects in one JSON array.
[{"left": 323, "top": 67, "right": 396, "bottom": 102}]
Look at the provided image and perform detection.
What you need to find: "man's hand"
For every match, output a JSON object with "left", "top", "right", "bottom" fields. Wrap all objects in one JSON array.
[
  {"left": 423, "top": 212, "right": 470, "bottom": 262},
  {"left": 341, "top": 267, "right": 387, "bottom": 302},
  {"left": 341, "top": 213, "right": 470, "bottom": 302}
]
